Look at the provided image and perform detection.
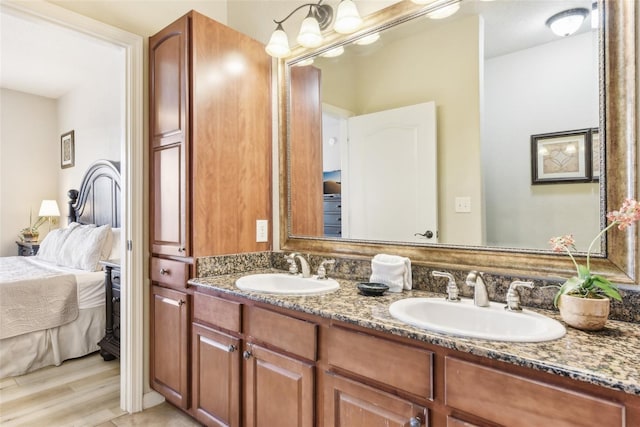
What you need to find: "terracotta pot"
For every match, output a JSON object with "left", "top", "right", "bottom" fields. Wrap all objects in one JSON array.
[{"left": 558, "top": 294, "right": 610, "bottom": 331}]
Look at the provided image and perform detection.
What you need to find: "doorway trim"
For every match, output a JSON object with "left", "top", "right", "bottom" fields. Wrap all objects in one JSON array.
[{"left": 1, "top": 0, "right": 145, "bottom": 413}]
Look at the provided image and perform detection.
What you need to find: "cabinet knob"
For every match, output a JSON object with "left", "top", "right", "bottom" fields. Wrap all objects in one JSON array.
[
  {"left": 178, "top": 299, "right": 185, "bottom": 306},
  {"left": 160, "top": 268, "right": 169, "bottom": 275},
  {"left": 178, "top": 247, "right": 185, "bottom": 253},
  {"left": 112, "top": 297, "right": 120, "bottom": 304},
  {"left": 409, "top": 416, "right": 422, "bottom": 427},
  {"left": 228, "top": 345, "right": 237, "bottom": 353},
  {"left": 243, "top": 350, "right": 252, "bottom": 360}
]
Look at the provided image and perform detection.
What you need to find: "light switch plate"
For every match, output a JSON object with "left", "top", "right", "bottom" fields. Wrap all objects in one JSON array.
[
  {"left": 455, "top": 197, "right": 471, "bottom": 213},
  {"left": 256, "top": 219, "right": 268, "bottom": 242}
]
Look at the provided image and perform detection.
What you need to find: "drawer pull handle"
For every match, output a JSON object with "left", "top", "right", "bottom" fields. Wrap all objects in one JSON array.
[
  {"left": 228, "top": 345, "right": 237, "bottom": 353},
  {"left": 160, "top": 268, "right": 169, "bottom": 275},
  {"left": 178, "top": 299, "right": 185, "bottom": 306},
  {"left": 112, "top": 297, "right": 121, "bottom": 304},
  {"left": 178, "top": 247, "right": 185, "bottom": 253},
  {"left": 243, "top": 350, "right": 252, "bottom": 360},
  {"left": 112, "top": 275, "right": 120, "bottom": 281},
  {"left": 409, "top": 416, "right": 422, "bottom": 427}
]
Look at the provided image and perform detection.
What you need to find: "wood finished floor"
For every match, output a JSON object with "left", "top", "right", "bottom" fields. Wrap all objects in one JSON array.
[{"left": 0, "top": 352, "right": 201, "bottom": 426}]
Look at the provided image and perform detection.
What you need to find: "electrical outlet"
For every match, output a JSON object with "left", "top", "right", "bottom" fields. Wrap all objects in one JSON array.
[
  {"left": 455, "top": 197, "right": 471, "bottom": 213},
  {"left": 256, "top": 219, "right": 268, "bottom": 242}
]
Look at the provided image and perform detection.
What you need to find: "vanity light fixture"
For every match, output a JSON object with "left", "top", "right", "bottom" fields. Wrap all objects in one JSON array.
[
  {"left": 265, "top": 0, "right": 363, "bottom": 58},
  {"left": 411, "top": 0, "right": 461, "bottom": 20},
  {"left": 321, "top": 45, "right": 345, "bottom": 58},
  {"left": 333, "top": 0, "right": 363, "bottom": 34},
  {"left": 546, "top": 8, "right": 589, "bottom": 37},
  {"left": 354, "top": 32, "right": 380, "bottom": 46}
]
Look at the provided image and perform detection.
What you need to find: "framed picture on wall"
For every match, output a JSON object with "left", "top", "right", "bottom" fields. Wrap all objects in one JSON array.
[
  {"left": 531, "top": 129, "right": 591, "bottom": 184},
  {"left": 590, "top": 128, "right": 600, "bottom": 181},
  {"left": 61, "top": 130, "right": 75, "bottom": 169}
]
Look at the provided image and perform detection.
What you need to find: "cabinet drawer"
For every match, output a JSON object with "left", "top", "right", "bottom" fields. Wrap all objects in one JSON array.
[
  {"left": 193, "top": 292, "right": 242, "bottom": 333},
  {"left": 112, "top": 286, "right": 121, "bottom": 314},
  {"left": 323, "top": 212, "right": 341, "bottom": 226},
  {"left": 150, "top": 257, "right": 189, "bottom": 289},
  {"left": 111, "top": 268, "right": 121, "bottom": 286},
  {"left": 326, "top": 326, "right": 433, "bottom": 399},
  {"left": 324, "top": 225, "right": 342, "bottom": 237},
  {"left": 245, "top": 306, "right": 317, "bottom": 361},
  {"left": 323, "top": 200, "right": 342, "bottom": 212},
  {"left": 445, "top": 357, "right": 624, "bottom": 427}
]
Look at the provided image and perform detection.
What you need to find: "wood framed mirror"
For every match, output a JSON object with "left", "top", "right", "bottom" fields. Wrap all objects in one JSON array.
[{"left": 278, "top": 0, "right": 637, "bottom": 285}]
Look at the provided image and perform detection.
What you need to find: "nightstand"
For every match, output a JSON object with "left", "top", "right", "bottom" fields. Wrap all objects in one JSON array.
[
  {"left": 16, "top": 241, "right": 40, "bottom": 256},
  {"left": 98, "top": 259, "right": 121, "bottom": 360}
]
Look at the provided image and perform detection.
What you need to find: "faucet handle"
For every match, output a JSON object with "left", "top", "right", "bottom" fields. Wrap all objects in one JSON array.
[
  {"left": 317, "top": 259, "right": 336, "bottom": 279},
  {"left": 505, "top": 281, "right": 534, "bottom": 311},
  {"left": 284, "top": 253, "right": 298, "bottom": 275},
  {"left": 432, "top": 271, "right": 460, "bottom": 302}
]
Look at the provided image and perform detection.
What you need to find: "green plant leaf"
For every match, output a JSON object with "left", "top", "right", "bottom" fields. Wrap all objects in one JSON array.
[
  {"left": 577, "top": 264, "right": 590, "bottom": 279},
  {"left": 591, "top": 275, "right": 622, "bottom": 301},
  {"left": 553, "top": 277, "right": 583, "bottom": 307}
]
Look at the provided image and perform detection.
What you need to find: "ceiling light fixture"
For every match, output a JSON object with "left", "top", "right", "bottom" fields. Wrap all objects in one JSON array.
[
  {"left": 354, "top": 32, "right": 380, "bottom": 46},
  {"left": 411, "top": 0, "right": 461, "bottom": 20},
  {"left": 265, "top": 0, "right": 362, "bottom": 59},
  {"left": 546, "top": 8, "right": 589, "bottom": 37}
]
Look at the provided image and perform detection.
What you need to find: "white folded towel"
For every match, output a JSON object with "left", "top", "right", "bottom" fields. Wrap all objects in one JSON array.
[{"left": 369, "top": 254, "right": 412, "bottom": 293}]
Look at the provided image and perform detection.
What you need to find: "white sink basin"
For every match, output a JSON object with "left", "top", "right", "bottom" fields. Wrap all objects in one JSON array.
[
  {"left": 236, "top": 273, "right": 340, "bottom": 296},
  {"left": 388, "top": 298, "right": 566, "bottom": 342}
]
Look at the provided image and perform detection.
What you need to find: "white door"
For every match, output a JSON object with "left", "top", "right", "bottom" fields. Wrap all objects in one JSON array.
[{"left": 345, "top": 102, "right": 438, "bottom": 243}]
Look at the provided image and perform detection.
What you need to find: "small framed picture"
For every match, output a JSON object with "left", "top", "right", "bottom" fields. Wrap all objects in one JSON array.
[
  {"left": 590, "top": 128, "right": 600, "bottom": 181},
  {"left": 61, "top": 130, "right": 75, "bottom": 169},
  {"left": 531, "top": 129, "right": 591, "bottom": 184}
]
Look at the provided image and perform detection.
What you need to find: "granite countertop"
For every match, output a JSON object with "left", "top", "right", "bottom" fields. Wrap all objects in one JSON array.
[{"left": 189, "top": 269, "right": 640, "bottom": 397}]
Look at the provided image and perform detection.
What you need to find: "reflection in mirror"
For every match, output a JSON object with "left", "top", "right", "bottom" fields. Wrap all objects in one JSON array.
[{"left": 287, "top": 0, "right": 601, "bottom": 253}]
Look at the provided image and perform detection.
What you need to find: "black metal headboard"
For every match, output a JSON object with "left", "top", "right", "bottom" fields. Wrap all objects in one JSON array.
[{"left": 67, "top": 160, "right": 121, "bottom": 227}]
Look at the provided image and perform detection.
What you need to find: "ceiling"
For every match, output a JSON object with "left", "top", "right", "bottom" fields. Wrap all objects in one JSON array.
[
  {"left": 0, "top": 9, "right": 119, "bottom": 99},
  {"left": 0, "top": 0, "right": 595, "bottom": 99}
]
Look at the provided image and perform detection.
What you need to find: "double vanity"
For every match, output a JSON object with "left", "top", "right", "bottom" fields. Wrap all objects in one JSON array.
[{"left": 179, "top": 253, "right": 640, "bottom": 427}]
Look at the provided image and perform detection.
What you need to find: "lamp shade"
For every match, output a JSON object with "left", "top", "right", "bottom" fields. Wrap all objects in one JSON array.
[
  {"left": 334, "top": 0, "right": 362, "bottom": 34},
  {"left": 427, "top": 1, "right": 461, "bottom": 19},
  {"left": 546, "top": 8, "right": 589, "bottom": 37},
  {"left": 266, "top": 24, "right": 291, "bottom": 58},
  {"left": 297, "top": 10, "right": 323, "bottom": 48},
  {"left": 38, "top": 200, "right": 60, "bottom": 217}
]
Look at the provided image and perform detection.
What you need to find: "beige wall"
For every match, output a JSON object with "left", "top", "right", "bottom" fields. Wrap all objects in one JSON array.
[
  {"left": 0, "top": 89, "right": 59, "bottom": 256},
  {"left": 315, "top": 15, "right": 484, "bottom": 245}
]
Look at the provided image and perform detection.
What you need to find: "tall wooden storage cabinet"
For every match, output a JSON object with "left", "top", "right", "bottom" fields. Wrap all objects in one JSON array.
[
  {"left": 149, "top": 10, "right": 272, "bottom": 259},
  {"left": 149, "top": 10, "right": 272, "bottom": 411}
]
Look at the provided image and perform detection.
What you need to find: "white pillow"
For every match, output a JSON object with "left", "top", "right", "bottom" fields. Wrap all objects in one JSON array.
[
  {"left": 36, "top": 222, "right": 81, "bottom": 263},
  {"left": 57, "top": 224, "right": 112, "bottom": 271},
  {"left": 109, "top": 228, "right": 121, "bottom": 260}
]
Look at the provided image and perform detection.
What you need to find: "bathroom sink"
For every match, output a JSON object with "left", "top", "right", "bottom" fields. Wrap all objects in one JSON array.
[
  {"left": 388, "top": 298, "right": 566, "bottom": 342},
  {"left": 235, "top": 273, "right": 340, "bottom": 296}
]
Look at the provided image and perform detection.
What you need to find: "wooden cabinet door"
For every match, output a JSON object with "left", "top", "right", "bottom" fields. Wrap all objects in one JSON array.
[
  {"left": 323, "top": 372, "right": 428, "bottom": 427},
  {"left": 243, "top": 343, "right": 314, "bottom": 427},
  {"left": 192, "top": 323, "right": 241, "bottom": 427},
  {"left": 150, "top": 285, "right": 190, "bottom": 409},
  {"left": 149, "top": 15, "right": 189, "bottom": 257}
]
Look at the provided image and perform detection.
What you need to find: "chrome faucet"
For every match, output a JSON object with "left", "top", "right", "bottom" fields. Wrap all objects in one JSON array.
[
  {"left": 286, "top": 252, "right": 311, "bottom": 278},
  {"left": 505, "top": 281, "right": 534, "bottom": 311},
  {"left": 432, "top": 271, "right": 460, "bottom": 302},
  {"left": 466, "top": 271, "right": 489, "bottom": 307},
  {"left": 317, "top": 259, "right": 335, "bottom": 280}
]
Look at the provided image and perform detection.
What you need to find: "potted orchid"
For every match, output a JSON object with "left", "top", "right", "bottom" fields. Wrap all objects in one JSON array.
[
  {"left": 549, "top": 198, "right": 640, "bottom": 330},
  {"left": 19, "top": 209, "right": 47, "bottom": 242}
]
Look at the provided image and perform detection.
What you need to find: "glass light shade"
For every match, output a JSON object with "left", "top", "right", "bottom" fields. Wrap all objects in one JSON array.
[
  {"left": 427, "top": 1, "right": 460, "bottom": 19},
  {"left": 546, "top": 8, "right": 589, "bottom": 37},
  {"left": 322, "top": 46, "right": 345, "bottom": 58},
  {"left": 265, "top": 26, "right": 291, "bottom": 58},
  {"left": 297, "top": 13, "right": 323, "bottom": 48},
  {"left": 354, "top": 32, "right": 380, "bottom": 46},
  {"left": 38, "top": 200, "right": 60, "bottom": 217},
  {"left": 334, "top": 0, "right": 362, "bottom": 34},
  {"left": 295, "top": 58, "right": 315, "bottom": 67}
]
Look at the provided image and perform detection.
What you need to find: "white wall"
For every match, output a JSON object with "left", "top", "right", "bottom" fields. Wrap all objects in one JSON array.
[
  {"left": 0, "top": 89, "right": 59, "bottom": 256},
  {"left": 57, "top": 44, "right": 125, "bottom": 224},
  {"left": 483, "top": 32, "right": 599, "bottom": 251}
]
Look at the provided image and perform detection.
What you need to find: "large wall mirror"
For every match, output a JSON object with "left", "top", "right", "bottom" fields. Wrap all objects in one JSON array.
[{"left": 279, "top": 0, "right": 637, "bottom": 285}]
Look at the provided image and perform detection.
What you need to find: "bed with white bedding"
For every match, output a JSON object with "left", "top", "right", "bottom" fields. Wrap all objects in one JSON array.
[{"left": 0, "top": 160, "right": 121, "bottom": 378}]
